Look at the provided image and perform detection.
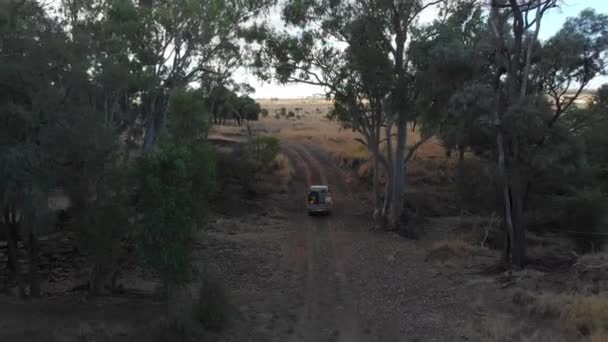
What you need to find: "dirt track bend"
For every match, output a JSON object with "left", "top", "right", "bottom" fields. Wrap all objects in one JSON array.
[
  {"left": 281, "top": 142, "right": 396, "bottom": 342},
  {"left": 272, "top": 140, "right": 498, "bottom": 342}
]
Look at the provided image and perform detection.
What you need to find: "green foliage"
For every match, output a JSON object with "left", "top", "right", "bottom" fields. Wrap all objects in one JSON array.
[
  {"left": 168, "top": 88, "right": 210, "bottom": 144},
  {"left": 135, "top": 87, "right": 216, "bottom": 285},
  {"left": 208, "top": 85, "right": 261, "bottom": 124},
  {"left": 79, "top": 172, "right": 132, "bottom": 272},
  {"left": 236, "top": 95, "right": 262, "bottom": 121},
  {"left": 455, "top": 159, "right": 502, "bottom": 214},
  {"left": 556, "top": 190, "right": 608, "bottom": 253},
  {"left": 541, "top": 9, "right": 608, "bottom": 95},
  {"left": 135, "top": 144, "right": 214, "bottom": 284},
  {"left": 246, "top": 136, "right": 281, "bottom": 174}
]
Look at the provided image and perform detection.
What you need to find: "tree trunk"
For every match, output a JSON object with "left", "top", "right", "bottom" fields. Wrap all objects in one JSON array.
[
  {"left": 4, "top": 207, "right": 25, "bottom": 297},
  {"left": 388, "top": 118, "right": 408, "bottom": 229},
  {"left": 381, "top": 124, "right": 394, "bottom": 224},
  {"left": 496, "top": 128, "right": 515, "bottom": 267},
  {"left": 89, "top": 263, "right": 111, "bottom": 296},
  {"left": 500, "top": 209, "right": 510, "bottom": 266},
  {"left": 3, "top": 209, "right": 16, "bottom": 288},
  {"left": 27, "top": 232, "right": 40, "bottom": 297},
  {"left": 458, "top": 145, "right": 465, "bottom": 163},
  {"left": 143, "top": 93, "right": 159, "bottom": 152},
  {"left": 510, "top": 165, "right": 526, "bottom": 267},
  {"left": 372, "top": 152, "right": 380, "bottom": 213}
]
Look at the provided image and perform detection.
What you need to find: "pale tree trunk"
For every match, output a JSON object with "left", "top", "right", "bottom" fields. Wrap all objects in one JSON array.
[
  {"left": 388, "top": 116, "right": 408, "bottom": 229},
  {"left": 27, "top": 231, "right": 40, "bottom": 297},
  {"left": 497, "top": 129, "right": 515, "bottom": 266},
  {"left": 510, "top": 163, "right": 526, "bottom": 266},
  {"left": 507, "top": 2, "right": 546, "bottom": 267},
  {"left": 368, "top": 126, "right": 383, "bottom": 225},
  {"left": 143, "top": 92, "right": 159, "bottom": 151},
  {"left": 372, "top": 151, "right": 381, "bottom": 219},
  {"left": 490, "top": 0, "right": 553, "bottom": 268},
  {"left": 4, "top": 206, "right": 26, "bottom": 297},
  {"left": 381, "top": 124, "right": 394, "bottom": 222}
]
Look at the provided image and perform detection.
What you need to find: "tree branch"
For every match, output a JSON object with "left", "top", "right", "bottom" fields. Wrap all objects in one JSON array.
[{"left": 405, "top": 134, "right": 434, "bottom": 163}]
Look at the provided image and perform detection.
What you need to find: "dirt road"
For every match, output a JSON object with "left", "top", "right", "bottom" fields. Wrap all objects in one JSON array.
[
  {"left": 282, "top": 142, "right": 384, "bottom": 341},
  {"left": 0, "top": 140, "right": 499, "bottom": 342},
  {"left": 205, "top": 142, "right": 495, "bottom": 342}
]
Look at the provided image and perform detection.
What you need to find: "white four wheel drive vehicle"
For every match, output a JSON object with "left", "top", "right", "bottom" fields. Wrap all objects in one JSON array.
[{"left": 306, "top": 185, "right": 332, "bottom": 215}]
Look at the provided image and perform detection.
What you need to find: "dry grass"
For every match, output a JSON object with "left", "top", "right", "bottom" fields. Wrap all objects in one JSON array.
[
  {"left": 274, "top": 153, "right": 294, "bottom": 190},
  {"left": 425, "top": 239, "right": 478, "bottom": 263},
  {"left": 511, "top": 289, "right": 608, "bottom": 340},
  {"left": 480, "top": 315, "right": 566, "bottom": 342},
  {"left": 484, "top": 315, "right": 520, "bottom": 342},
  {"left": 256, "top": 99, "right": 448, "bottom": 172},
  {"left": 532, "top": 293, "right": 573, "bottom": 318},
  {"left": 210, "top": 99, "right": 453, "bottom": 189},
  {"left": 512, "top": 290, "right": 574, "bottom": 318},
  {"left": 560, "top": 294, "right": 608, "bottom": 337},
  {"left": 591, "top": 331, "right": 608, "bottom": 342}
]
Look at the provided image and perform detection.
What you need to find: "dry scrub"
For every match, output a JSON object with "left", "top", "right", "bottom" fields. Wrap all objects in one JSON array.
[
  {"left": 560, "top": 295, "right": 608, "bottom": 338},
  {"left": 425, "top": 239, "right": 478, "bottom": 264},
  {"left": 510, "top": 287, "right": 608, "bottom": 341}
]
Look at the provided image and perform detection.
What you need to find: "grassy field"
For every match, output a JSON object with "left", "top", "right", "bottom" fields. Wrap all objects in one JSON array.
[{"left": 210, "top": 98, "right": 448, "bottom": 180}]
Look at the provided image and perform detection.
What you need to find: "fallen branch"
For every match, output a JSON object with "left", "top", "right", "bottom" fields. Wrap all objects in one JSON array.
[{"left": 574, "top": 262, "right": 608, "bottom": 271}]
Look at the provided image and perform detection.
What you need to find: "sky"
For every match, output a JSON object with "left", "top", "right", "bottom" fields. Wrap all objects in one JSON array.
[{"left": 238, "top": 0, "right": 608, "bottom": 99}]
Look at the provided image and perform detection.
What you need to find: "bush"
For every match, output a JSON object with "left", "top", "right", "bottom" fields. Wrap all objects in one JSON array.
[
  {"left": 134, "top": 144, "right": 216, "bottom": 285},
  {"left": 216, "top": 148, "right": 256, "bottom": 194},
  {"left": 425, "top": 239, "right": 477, "bottom": 263},
  {"left": 287, "top": 110, "right": 295, "bottom": 118},
  {"left": 557, "top": 190, "right": 607, "bottom": 253},
  {"left": 279, "top": 107, "right": 287, "bottom": 116},
  {"left": 455, "top": 159, "right": 502, "bottom": 214},
  {"left": 216, "top": 137, "right": 280, "bottom": 195},
  {"left": 246, "top": 136, "right": 281, "bottom": 175},
  {"left": 194, "top": 276, "right": 231, "bottom": 331}
]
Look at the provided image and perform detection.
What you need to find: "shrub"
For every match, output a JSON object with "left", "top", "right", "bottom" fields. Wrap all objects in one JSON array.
[
  {"left": 134, "top": 143, "right": 216, "bottom": 285},
  {"left": 216, "top": 148, "right": 256, "bottom": 194},
  {"left": 216, "top": 137, "right": 280, "bottom": 195},
  {"left": 246, "top": 136, "right": 281, "bottom": 175},
  {"left": 280, "top": 107, "right": 287, "bottom": 116},
  {"left": 557, "top": 190, "right": 607, "bottom": 253},
  {"left": 287, "top": 110, "right": 295, "bottom": 118},
  {"left": 455, "top": 159, "right": 502, "bottom": 214},
  {"left": 194, "top": 276, "right": 231, "bottom": 331},
  {"left": 425, "top": 239, "right": 477, "bottom": 263}
]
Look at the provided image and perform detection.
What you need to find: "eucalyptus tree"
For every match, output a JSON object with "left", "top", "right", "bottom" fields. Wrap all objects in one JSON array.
[
  {"left": 251, "top": 0, "right": 494, "bottom": 228},
  {"left": 487, "top": 1, "right": 608, "bottom": 266}
]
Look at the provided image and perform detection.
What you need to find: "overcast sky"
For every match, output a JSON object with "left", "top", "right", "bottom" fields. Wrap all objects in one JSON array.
[{"left": 239, "top": 0, "right": 608, "bottom": 99}]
